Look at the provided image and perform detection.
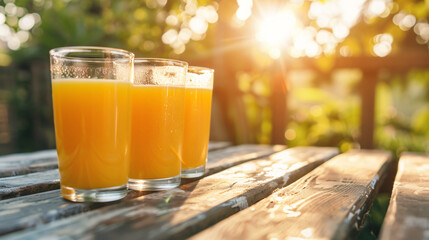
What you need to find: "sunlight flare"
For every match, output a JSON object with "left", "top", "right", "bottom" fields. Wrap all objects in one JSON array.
[{"left": 255, "top": 10, "right": 296, "bottom": 48}]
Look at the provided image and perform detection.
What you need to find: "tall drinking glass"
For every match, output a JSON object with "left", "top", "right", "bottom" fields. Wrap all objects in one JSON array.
[
  {"left": 50, "top": 47, "right": 134, "bottom": 202},
  {"left": 181, "top": 67, "right": 214, "bottom": 178},
  {"left": 128, "top": 58, "right": 188, "bottom": 190}
]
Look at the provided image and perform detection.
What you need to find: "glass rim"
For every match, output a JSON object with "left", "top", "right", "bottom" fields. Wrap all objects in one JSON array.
[
  {"left": 134, "top": 58, "right": 188, "bottom": 67},
  {"left": 188, "top": 66, "right": 214, "bottom": 74},
  {"left": 49, "top": 46, "right": 134, "bottom": 62}
]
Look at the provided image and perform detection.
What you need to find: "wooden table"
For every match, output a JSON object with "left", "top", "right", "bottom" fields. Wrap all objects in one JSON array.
[{"left": 0, "top": 143, "right": 428, "bottom": 239}]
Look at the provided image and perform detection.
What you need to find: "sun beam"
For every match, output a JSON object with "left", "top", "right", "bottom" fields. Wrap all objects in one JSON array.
[{"left": 255, "top": 10, "right": 297, "bottom": 49}]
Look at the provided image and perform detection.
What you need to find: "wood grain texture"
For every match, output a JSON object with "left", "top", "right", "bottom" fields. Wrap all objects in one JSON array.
[
  {"left": 0, "top": 150, "right": 57, "bottom": 177},
  {"left": 3, "top": 147, "right": 338, "bottom": 240},
  {"left": 192, "top": 150, "right": 392, "bottom": 240},
  {"left": 204, "top": 144, "right": 285, "bottom": 176},
  {"left": 379, "top": 153, "right": 429, "bottom": 240},
  {"left": 207, "top": 142, "right": 231, "bottom": 151},
  {"left": 0, "top": 142, "right": 230, "bottom": 179},
  {"left": 0, "top": 144, "right": 282, "bottom": 236},
  {"left": 0, "top": 142, "right": 237, "bottom": 200},
  {"left": 0, "top": 169, "right": 59, "bottom": 200}
]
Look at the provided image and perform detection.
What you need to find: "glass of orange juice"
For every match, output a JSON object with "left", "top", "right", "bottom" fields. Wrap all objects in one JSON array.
[
  {"left": 181, "top": 66, "right": 214, "bottom": 178},
  {"left": 128, "top": 58, "right": 188, "bottom": 191},
  {"left": 49, "top": 47, "right": 134, "bottom": 202}
]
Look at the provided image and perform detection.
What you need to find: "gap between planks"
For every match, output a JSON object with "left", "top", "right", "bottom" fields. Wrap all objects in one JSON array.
[{"left": 379, "top": 153, "right": 429, "bottom": 240}]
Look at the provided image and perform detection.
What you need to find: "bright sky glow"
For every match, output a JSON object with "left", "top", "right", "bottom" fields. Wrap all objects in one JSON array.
[
  {"left": 239, "top": 0, "right": 400, "bottom": 58},
  {"left": 235, "top": 0, "right": 253, "bottom": 21},
  {"left": 255, "top": 10, "right": 296, "bottom": 48},
  {"left": 236, "top": 7, "right": 252, "bottom": 21}
]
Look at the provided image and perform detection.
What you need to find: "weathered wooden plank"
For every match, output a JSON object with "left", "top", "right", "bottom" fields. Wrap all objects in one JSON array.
[
  {"left": 0, "top": 150, "right": 57, "bottom": 177},
  {"left": 204, "top": 144, "right": 285, "bottom": 176},
  {"left": 192, "top": 150, "right": 392, "bottom": 240},
  {"left": 0, "top": 142, "right": 231, "bottom": 179},
  {"left": 0, "top": 144, "right": 284, "bottom": 236},
  {"left": 0, "top": 169, "right": 59, "bottom": 200},
  {"left": 0, "top": 142, "right": 239, "bottom": 200},
  {"left": 207, "top": 141, "right": 231, "bottom": 151},
  {"left": 3, "top": 147, "right": 338, "bottom": 239},
  {"left": 379, "top": 153, "right": 429, "bottom": 240}
]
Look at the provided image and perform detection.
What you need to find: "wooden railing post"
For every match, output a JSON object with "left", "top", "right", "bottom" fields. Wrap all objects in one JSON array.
[
  {"left": 270, "top": 61, "right": 288, "bottom": 145},
  {"left": 359, "top": 70, "right": 377, "bottom": 149}
]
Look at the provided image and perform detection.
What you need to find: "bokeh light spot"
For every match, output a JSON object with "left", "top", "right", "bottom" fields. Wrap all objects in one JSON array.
[
  {"left": 161, "top": 29, "right": 178, "bottom": 45},
  {"left": 305, "top": 41, "right": 321, "bottom": 57},
  {"left": 7, "top": 36, "right": 20, "bottom": 50},
  {"left": 236, "top": 7, "right": 252, "bottom": 21},
  {"left": 399, "top": 14, "right": 416, "bottom": 30},
  {"left": 189, "top": 16, "right": 208, "bottom": 35},
  {"left": 165, "top": 15, "right": 178, "bottom": 26},
  {"left": 316, "top": 30, "right": 330, "bottom": 44},
  {"left": 18, "top": 14, "right": 35, "bottom": 30},
  {"left": 333, "top": 24, "right": 349, "bottom": 39},
  {"left": 285, "top": 129, "right": 296, "bottom": 140},
  {"left": 368, "top": 0, "right": 386, "bottom": 16},
  {"left": 173, "top": 44, "right": 185, "bottom": 54},
  {"left": 373, "top": 42, "right": 391, "bottom": 57},
  {"left": 16, "top": 30, "right": 29, "bottom": 43},
  {"left": 179, "top": 28, "right": 192, "bottom": 43},
  {"left": 5, "top": 3, "right": 17, "bottom": 16},
  {"left": 134, "top": 8, "right": 147, "bottom": 21},
  {"left": 0, "top": 13, "right": 5, "bottom": 24},
  {"left": 205, "top": 6, "right": 218, "bottom": 23}
]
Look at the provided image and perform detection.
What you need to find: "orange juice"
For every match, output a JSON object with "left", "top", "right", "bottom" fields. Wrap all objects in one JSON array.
[
  {"left": 182, "top": 88, "right": 213, "bottom": 170},
  {"left": 129, "top": 85, "right": 186, "bottom": 179},
  {"left": 52, "top": 79, "right": 130, "bottom": 190}
]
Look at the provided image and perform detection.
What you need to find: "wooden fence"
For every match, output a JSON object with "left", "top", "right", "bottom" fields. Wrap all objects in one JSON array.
[{"left": 191, "top": 49, "right": 429, "bottom": 148}]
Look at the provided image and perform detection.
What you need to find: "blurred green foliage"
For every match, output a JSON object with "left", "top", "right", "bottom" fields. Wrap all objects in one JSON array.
[
  {"left": 375, "top": 70, "right": 429, "bottom": 158},
  {"left": 286, "top": 69, "right": 362, "bottom": 152},
  {"left": 237, "top": 71, "right": 272, "bottom": 144},
  {"left": 10, "top": 0, "right": 215, "bottom": 62}
]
